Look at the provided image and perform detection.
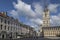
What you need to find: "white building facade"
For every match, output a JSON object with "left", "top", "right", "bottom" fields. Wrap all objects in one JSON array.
[{"left": 0, "top": 12, "right": 21, "bottom": 39}]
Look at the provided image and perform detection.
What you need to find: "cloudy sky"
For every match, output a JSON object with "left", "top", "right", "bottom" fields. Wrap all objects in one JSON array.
[{"left": 0, "top": 0, "right": 60, "bottom": 30}]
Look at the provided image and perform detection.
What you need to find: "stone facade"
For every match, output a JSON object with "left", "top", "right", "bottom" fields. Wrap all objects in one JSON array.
[
  {"left": 0, "top": 12, "right": 37, "bottom": 38},
  {"left": 20, "top": 25, "right": 37, "bottom": 37},
  {"left": 0, "top": 12, "right": 21, "bottom": 39},
  {"left": 42, "top": 26, "right": 60, "bottom": 37},
  {"left": 40, "top": 4, "right": 60, "bottom": 37},
  {"left": 43, "top": 8, "right": 50, "bottom": 27}
]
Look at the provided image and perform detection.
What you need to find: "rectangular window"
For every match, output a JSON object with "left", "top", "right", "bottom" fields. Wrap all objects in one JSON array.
[
  {"left": 8, "top": 27, "right": 9, "bottom": 30},
  {"left": 1, "top": 25, "right": 2, "bottom": 30},
  {"left": 5, "top": 26, "right": 6, "bottom": 30},
  {"left": 43, "top": 21, "right": 45, "bottom": 24},
  {"left": 14, "top": 27, "right": 15, "bottom": 30},
  {"left": 8, "top": 21, "right": 10, "bottom": 24},
  {"left": 4, "top": 20, "right": 6, "bottom": 24},
  {"left": 1, "top": 18, "right": 3, "bottom": 23},
  {"left": 11, "top": 27, "right": 12, "bottom": 31}
]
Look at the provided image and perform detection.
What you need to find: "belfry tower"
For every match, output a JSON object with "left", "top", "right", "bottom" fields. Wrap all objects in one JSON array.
[
  {"left": 43, "top": 6, "right": 50, "bottom": 27},
  {"left": 39, "top": 0, "right": 50, "bottom": 37},
  {"left": 42, "top": 0, "right": 50, "bottom": 27}
]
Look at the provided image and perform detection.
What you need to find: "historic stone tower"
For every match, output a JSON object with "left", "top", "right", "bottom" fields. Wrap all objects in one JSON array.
[
  {"left": 39, "top": 0, "right": 50, "bottom": 37},
  {"left": 43, "top": 7, "right": 50, "bottom": 27},
  {"left": 42, "top": 0, "right": 50, "bottom": 27},
  {"left": 40, "top": 6, "right": 50, "bottom": 37}
]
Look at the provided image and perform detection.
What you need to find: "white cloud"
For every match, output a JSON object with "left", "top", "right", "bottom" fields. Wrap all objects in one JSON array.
[
  {"left": 13, "top": 0, "right": 31, "bottom": 11},
  {"left": 30, "top": 18, "right": 43, "bottom": 25},
  {"left": 9, "top": 0, "right": 43, "bottom": 27},
  {"left": 48, "top": 4, "right": 59, "bottom": 13},
  {"left": 9, "top": 0, "right": 60, "bottom": 30},
  {"left": 34, "top": 3, "right": 43, "bottom": 16},
  {"left": 13, "top": 0, "right": 36, "bottom": 19},
  {"left": 10, "top": 10, "right": 17, "bottom": 16},
  {"left": 9, "top": 10, "right": 19, "bottom": 19},
  {"left": 50, "top": 14, "right": 60, "bottom": 26}
]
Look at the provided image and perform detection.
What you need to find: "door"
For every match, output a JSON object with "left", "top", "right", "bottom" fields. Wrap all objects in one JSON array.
[{"left": 2, "top": 34, "right": 4, "bottom": 38}]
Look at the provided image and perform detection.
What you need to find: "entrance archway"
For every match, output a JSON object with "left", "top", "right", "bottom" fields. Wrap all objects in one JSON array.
[{"left": 1, "top": 31, "right": 7, "bottom": 38}]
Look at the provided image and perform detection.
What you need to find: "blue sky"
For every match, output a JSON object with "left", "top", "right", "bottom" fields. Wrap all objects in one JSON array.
[
  {"left": 0, "top": 0, "right": 60, "bottom": 30},
  {"left": 0, "top": 0, "right": 60, "bottom": 11}
]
